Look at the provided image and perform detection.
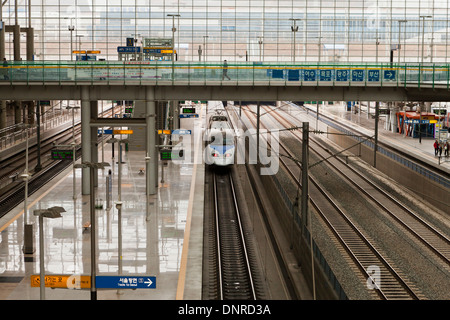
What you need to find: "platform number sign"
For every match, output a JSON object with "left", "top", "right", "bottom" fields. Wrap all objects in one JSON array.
[
  {"left": 368, "top": 70, "right": 380, "bottom": 82},
  {"left": 336, "top": 69, "right": 349, "bottom": 81}
]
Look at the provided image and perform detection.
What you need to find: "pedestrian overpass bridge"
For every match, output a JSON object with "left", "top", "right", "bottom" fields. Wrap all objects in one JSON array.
[{"left": 1, "top": 61, "right": 450, "bottom": 102}]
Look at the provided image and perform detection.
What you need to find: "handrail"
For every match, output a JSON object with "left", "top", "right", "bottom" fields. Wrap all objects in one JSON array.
[{"left": 0, "top": 61, "right": 449, "bottom": 87}]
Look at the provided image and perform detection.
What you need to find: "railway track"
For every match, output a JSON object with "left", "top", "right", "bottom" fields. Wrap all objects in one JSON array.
[
  {"left": 267, "top": 106, "right": 450, "bottom": 269},
  {"left": 0, "top": 106, "right": 118, "bottom": 218},
  {"left": 211, "top": 170, "right": 257, "bottom": 300},
  {"left": 241, "top": 105, "right": 423, "bottom": 299}
]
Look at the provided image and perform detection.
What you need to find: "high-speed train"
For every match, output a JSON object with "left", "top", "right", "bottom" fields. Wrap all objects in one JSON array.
[{"left": 205, "top": 112, "right": 235, "bottom": 166}]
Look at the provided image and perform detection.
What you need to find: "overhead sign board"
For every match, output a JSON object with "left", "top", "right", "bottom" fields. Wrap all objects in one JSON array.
[
  {"left": 51, "top": 149, "right": 74, "bottom": 160},
  {"left": 384, "top": 70, "right": 396, "bottom": 80},
  {"left": 172, "top": 129, "right": 191, "bottom": 135},
  {"left": 351, "top": 69, "right": 364, "bottom": 82},
  {"left": 368, "top": 70, "right": 380, "bottom": 82},
  {"left": 336, "top": 69, "right": 349, "bottom": 81},
  {"left": 303, "top": 69, "right": 316, "bottom": 81},
  {"left": 319, "top": 69, "right": 333, "bottom": 81},
  {"left": 179, "top": 114, "right": 199, "bottom": 118},
  {"left": 95, "top": 276, "right": 156, "bottom": 289},
  {"left": 31, "top": 274, "right": 91, "bottom": 289},
  {"left": 117, "top": 46, "right": 141, "bottom": 53},
  {"left": 98, "top": 129, "right": 133, "bottom": 135}
]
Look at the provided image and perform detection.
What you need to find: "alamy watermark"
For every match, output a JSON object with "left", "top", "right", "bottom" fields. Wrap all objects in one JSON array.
[{"left": 169, "top": 127, "right": 280, "bottom": 175}]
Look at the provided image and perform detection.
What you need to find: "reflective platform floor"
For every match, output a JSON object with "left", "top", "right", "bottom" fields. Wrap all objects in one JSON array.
[{"left": 0, "top": 109, "right": 206, "bottom": 300}]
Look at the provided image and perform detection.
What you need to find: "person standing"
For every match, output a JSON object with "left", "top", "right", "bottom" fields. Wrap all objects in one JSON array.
[
  {"left": 433, "top": 139, "right": 439, "bottom": 156},
  {"left": 2, "top": 58, "right": 8, "bottom": 80},
  {"left": 222, "top": 59, "right": 230, "bottom": 80},
  {"left": 444, "top": 140, "right": 449, "bottom": 157}
]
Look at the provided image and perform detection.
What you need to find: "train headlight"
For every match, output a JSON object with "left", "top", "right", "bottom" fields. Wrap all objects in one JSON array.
[
  {"left": 212, "top": 152, "right": 219, "bottom": 157},
  {"left": 224, "top": 153, "right": 232, "bottom": 157}
]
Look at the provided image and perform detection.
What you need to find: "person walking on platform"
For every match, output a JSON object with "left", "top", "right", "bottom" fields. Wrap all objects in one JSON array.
[
  {"left": 222, "top": 59, "right": 230, "bottom": 80},
  {"left": 434, "top": 139, "right": 439, "bottom": 156},
  {"left": 438, "top": 142, "right": 443, "bottom": 157},
  {"left": 444, "top": 140, "right": 449, "bottom": 157}
]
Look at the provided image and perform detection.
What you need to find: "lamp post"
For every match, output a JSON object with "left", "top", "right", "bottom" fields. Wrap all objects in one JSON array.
[
  {"left": 19, "top": 123, "right": 36, "bottom": 255},
  {"left": 34, "top": 206, "right": 66, "bottom": 300},
  {"left": 106, "top": 137, "right": 128, "bottom": 284},
  {"left": 167, "top": 14, "right": 180, "bottom": 62},
  {"left": 74, "top": 161, "right": 110, "bottom": 300},
  {"left": 66, "top": 105, "right": 80, "bottom": 199},
  {"left": 289, "top": 18, "right": 301, "bottom": 63},
  {"left": 258, "top": 36, "right": 263, "bottom": 62},
  {"left": 420, "top": 15, "right": 432, "bottom": 83},
  {"left": 75, "top": 34, "right": 84, "bottom": 60},
  {"left": 65, "top": 18, "right": 75, "bottom": 61},
  {"left": 398, "top": 20, "right": 407, "bottom": 65},
  {"left": 203, "top": 35, "right": 208, "bottom": 62}
]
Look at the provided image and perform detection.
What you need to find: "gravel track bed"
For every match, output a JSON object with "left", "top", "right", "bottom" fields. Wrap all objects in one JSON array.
[{"left": 254, "top": 107, "right": 450, "bottom": 300}]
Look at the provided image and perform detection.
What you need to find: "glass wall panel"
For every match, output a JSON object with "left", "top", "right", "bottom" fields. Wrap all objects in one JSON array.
[{"left": 0, "top": 0, "right": 447, "bottom": 63}]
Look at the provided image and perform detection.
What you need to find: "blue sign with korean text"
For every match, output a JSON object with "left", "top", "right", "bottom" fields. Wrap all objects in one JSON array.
[
  {"left": 384, "top": 70, "right": 396, "bottom": 80},
  {"left": 351, "top": 70, "right": 364, "bottom": 82},
  {"left": 336, "top": 69, "right": 349, "bottom": 81},
  {"left": 319, "top": 69, "right": 332, "bottom": 81},
  {"left": 117, "top": 46, "right": 141, "bottom": 53},
  {"left": 179, "top": 114, "right": 199, "bottom": 118},
  {"left": 303, "top": 69, "right": 316, "bottom": 81},
  {"left": 172, "top": 129, "right": 192, "bottom": 135},
  {"left": 95, "top": 276, "right": 156, "bottom": 289},
  {"left": 368, "top": 70, "right": 380, "bottom": 82}
]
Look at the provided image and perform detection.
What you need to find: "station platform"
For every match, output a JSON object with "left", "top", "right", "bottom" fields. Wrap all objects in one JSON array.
[
  {"left": 302, "top": 102, "right": 450, "bottom": 172},
  {"left": 0, "top": 104, "right": 206, "bottom": 300}
]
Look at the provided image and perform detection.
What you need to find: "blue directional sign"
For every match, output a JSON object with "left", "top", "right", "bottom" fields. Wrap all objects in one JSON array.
[
  {"left": 319, "top": 69, "right": 332, "bottom": 81},
  {"left": 351, "top": 70, "right": 364, "bottom": 82},
  {"left": 172, "top": 129, "right": 192, "bottom": 135},
  {"left": 303, "top": 69, "right": 316, "bottom": 81},
  {"left": 95, "top": 276, "right": 156, "bottom": 289},
  {"left": 384, "top": 70, "right": 396, "bottom": 81},
  {"left": 336, "top": 69, "right": 349, "bottom": 81},
  {"left": 117, "top": 46, "right": 141, "bottom": 53},
  {"left": 368, "top": 70, "right": 380, "bottom": 82},
  {"left": 179, "top": 114, "right": 199, "bottom": 118}
]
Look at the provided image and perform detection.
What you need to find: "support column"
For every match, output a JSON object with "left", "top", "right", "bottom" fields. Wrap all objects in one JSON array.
[
  {"left": 14, "top": 101, "right": 21, "bottom": 125},
  {"left": 81, "top": 87, "right": 91, "bottom": 195},
  {"left": 13, "top": 24, "right": 20, "bottom": 61},
  {"left": 26, "top": 28, "right": 34, "bottom": 61},
  {"left": 146, "top": 87, "right": 157, "bottom": 195},
  {"left": 0, "top": 101, "right": 6, "bottom": 133}
]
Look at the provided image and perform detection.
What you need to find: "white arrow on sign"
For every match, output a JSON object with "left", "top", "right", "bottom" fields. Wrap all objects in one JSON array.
[{"left": 144, "top": 278, "right": 153, "bottom": 287}]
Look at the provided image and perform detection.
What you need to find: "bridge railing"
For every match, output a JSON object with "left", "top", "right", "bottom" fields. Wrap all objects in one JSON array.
[{"left": 0, "top": 60, "right": 449, "bottom": 88}]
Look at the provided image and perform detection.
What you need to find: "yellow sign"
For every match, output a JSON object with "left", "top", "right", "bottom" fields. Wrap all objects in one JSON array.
[
  {"left": 87, "top": 50, "right": 101, "bottom": 54},
  {"left": 31, "top": 274, "right": 91, "bottom": 289},
  {"left": 72, "top": 50, "right": 86, "bottom": 54},
  {"left": 113, "top": 130, "right": 133, "bottom": 134},
  {"left": 158, "top": 129, "right": 171, "bottom": 135},
  {"left": 161, "top": 50, "right": 174, "bottom": 54}
]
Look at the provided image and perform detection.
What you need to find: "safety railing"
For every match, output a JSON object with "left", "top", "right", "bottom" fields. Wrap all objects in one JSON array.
[{"left": 0, "top": 60, "right": 449, "bottom": 88}]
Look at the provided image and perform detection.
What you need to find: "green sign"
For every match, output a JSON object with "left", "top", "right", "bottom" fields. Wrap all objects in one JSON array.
[
  {"left": 160, "top": 149, "right": 184, "bottom": 161},
  {"left": 51, "top": 149, "right": 74, "bottom": 160},
  {"left": 182, "top": 107, "right": 196, "bottom": 114}
]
